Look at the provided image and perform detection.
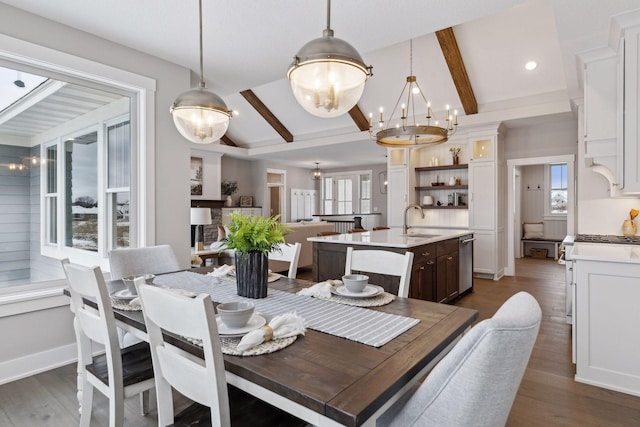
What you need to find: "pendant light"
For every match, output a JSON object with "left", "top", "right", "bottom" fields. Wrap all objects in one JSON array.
[
  {"left": 287, "top": 0, "right": 372, "bottom": 118},
  {"left": 170, "top": 0, "right": 231, "bottom": 144},
  {"left": 312, "top": 162, "right": 322, "bottom": 180}
]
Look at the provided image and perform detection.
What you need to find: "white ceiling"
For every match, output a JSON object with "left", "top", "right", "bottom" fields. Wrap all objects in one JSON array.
[{"left": 0, "top": 0, "right": 639, "bottom": 169}]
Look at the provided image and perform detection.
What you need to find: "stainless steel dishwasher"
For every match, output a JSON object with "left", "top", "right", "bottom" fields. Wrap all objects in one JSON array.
[{"left": 459, "top": 235, "right": 475, "bottom": 295}]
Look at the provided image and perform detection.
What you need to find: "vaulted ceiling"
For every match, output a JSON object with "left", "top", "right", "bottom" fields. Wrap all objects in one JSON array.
[{"left": 0, "top": 0, "right": 639, "bottom": 169}]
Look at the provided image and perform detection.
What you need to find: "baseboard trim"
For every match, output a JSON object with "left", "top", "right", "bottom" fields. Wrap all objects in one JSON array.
[{"left": 0, "top": 343, "right": 77, "bottom": 385}]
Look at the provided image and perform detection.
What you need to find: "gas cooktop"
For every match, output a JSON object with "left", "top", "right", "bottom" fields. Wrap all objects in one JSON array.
[{"left": 574, "top": 234, "right": 640, "bottom": 244}]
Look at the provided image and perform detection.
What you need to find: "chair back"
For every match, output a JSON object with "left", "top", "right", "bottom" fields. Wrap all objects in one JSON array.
[
  {"left": 138, "top": 284, "right": 230, "bottom": 427},
  {"left": 268, "top": 242, "right": 302, "bottom": 278},
  {"left": 317, "top": 231, "right": 340, "bottom": 236},
  {"left": 108, "top": 245, "right": 180, "bottom": 280},
  {"left": 384, "top": 291, "right": 542, "bottom": 427},
  {"left": 345, "top": 247, "right": 414, "bottom": 298},
  {"left": 61, "top": 259, "right": 126, "bottom": 392},
  {"left": 373, "top": 226, "right": 390, "bottom": 230},
  {"left": 348, "top": 228, "right": 367, "bottom": 233}
]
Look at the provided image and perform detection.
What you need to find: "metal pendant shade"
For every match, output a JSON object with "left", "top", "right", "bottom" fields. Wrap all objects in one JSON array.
[
  {"left": 170, "top": 0, "right": 231, "bottom": 144},
  {"left": 288, "top": 0, "right": 372, "bottom": 118}
]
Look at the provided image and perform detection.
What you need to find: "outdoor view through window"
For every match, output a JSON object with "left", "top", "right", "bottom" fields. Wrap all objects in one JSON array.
[{"left": 0, "top": 65, "right": 131, "bottom": 288}]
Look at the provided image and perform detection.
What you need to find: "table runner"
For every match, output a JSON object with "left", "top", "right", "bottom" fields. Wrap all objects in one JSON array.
[{"left": 153, "top": 271, "right": 419, "bottom": 348}]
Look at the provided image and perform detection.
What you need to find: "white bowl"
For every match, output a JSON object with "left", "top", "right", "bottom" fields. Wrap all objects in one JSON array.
[
  {"left": 342, "top": 274, "right": 369, "bottom": 293},
  {"left": 121, "top": 276, "right": 139, "bottom": 296},
  {"left": 217, "top": 301, "right": 255, "bottom": 328}
]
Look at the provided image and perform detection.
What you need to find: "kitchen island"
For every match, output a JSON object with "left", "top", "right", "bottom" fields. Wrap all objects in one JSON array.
[
  {"left": 308, "top": 228, "right": 474, "bottom": 303},
  {"left": 571, "top": 243, "right": 640, "bottom": 397}
]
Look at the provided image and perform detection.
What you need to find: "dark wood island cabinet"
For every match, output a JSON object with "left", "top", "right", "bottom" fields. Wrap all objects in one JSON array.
[{"left": 309, "top": 229, "right": 473, "bottom": 304}]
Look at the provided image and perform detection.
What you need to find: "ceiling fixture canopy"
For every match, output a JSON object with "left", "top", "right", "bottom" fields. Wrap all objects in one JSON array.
[
  {"left": 312, "top": 162, "right": 322, "bottom": 180},
  {"left": 373, "top": 40, "right": 458, "bottom": 148},
  {"left": 170, "top": 0, "right": 231, "bottom": 144},
  {"left": 288, "top": 0, "right": 372, "bottom": 118}
]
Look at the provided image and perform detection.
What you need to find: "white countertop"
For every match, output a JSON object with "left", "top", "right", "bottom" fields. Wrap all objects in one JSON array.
[
  {"left": 572, "top": 242, "right": 640, "bottom": 264},
  {"left": 307, "top": 228, "right": 472, "bottom": 249}
]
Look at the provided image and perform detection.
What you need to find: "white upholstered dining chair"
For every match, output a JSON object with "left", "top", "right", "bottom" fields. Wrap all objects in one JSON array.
[
  {"left": 61, "top": 259, "right": 155, "bottom": 427},
  {"left": 137, "top": 284, "right": 307, "bottom": 427},
  {"left": 268, "top": 242, "right": 302, "bottom": 278},
  {"left": 108, "top": 244, "right": 180, "bottom": 280},
  {"left": 378, "top": 291, "right": 542, "bottom": 427},
  {"left": 344, "top": 247, "right": 414, "bottom": 298}
]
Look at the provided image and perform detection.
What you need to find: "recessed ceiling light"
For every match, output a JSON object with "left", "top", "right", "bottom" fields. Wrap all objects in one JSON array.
[{"left": 525, "top": 61, "right": 538, "bottom": 71}]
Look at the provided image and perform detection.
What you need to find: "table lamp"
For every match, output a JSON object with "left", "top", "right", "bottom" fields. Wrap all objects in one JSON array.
[{"left": 191, "top": 207, "right": 212, "bottom": 251}]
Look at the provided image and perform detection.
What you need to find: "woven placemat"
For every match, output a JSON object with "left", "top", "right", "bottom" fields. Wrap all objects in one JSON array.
[
  {"left": 329, "top": 292, "right": 395, "bottom": 307},
  {"left": 187, "top": 335, "right": 297, "bottom": 356},
  {"left": 111, "top": 299, "right": 142, "bottom": 311}
]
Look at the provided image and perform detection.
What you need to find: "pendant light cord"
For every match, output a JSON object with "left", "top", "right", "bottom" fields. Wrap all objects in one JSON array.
[
  {"left": 198, "top": 0, "right": 205, "bottom": 88},
  {"left": 326, "top": 0, "right": 331, "bottom": 30}
]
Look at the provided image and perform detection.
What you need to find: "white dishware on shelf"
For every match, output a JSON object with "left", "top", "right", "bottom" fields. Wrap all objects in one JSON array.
[{"left": 423, "top": 195, "right": 434, "bottom": 206}]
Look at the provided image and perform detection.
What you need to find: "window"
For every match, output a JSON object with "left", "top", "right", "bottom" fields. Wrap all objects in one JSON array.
[
  {"left": 321, "top": 170, "right": 372, "bottom": 215},
  {"left": 42, "top": 111, "right": 132, "bottom": 265},
  {"left": 549, "top": 163, "right": 567, "bottom": 215},
  {"left": 360, "top": 175, "right": 371, "bottom": 213},
  {"left": 322, "top": 176, "right": 333, "bottom": 214},
  {"left": 336, "top": 177, "right": 353, "bottom": 214}
]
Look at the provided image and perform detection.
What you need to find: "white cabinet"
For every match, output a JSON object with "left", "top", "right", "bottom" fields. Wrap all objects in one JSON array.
[
  {"left": 623, "top": 27, "right": 640, "bottom": 194},
  {"left": 387, "top": 167, "right": 408, "bottom": 228},
  {"left": 574, "top": 258, "right": 640, "bottom": 396},
  {"left": 468, "top": 129, "right": 505, "bottom": 280},
  {"left": 468, "top": 162, "right": 495, "bottom": 230},
  {"left": 581, "top": 49, "right": 620, "bottom": 191}
]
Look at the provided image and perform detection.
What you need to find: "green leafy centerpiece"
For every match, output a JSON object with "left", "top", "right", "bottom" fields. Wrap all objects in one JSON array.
[{"left": 224, "top": 212, "right": 289, "bottom": 298}]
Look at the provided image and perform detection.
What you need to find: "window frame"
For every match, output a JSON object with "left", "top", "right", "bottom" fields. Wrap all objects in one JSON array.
[
  {"left": 544, "top": 163, "right": 568, "bottom": 218},
  {"left": 320, "top": 170, "right": 373, "bottom": 215}
]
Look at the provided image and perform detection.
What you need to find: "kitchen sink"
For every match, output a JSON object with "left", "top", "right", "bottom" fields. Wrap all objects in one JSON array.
[{"left": 400, "top": 233, "right": 442, "bottom": 238}]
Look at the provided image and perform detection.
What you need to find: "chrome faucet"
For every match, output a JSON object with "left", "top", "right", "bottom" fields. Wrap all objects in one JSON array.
[{"left": 403, "top": 204, "right": 425, "bottom": 234}]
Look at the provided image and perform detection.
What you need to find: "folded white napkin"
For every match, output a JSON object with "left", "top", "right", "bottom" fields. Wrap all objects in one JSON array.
[
  {"left": 236, "top": 312, "right": 306, "bottom": 352},
  {"left": 297, "top": 279, "right": 342, "bottom": 299},
  {"left": 207, "top": 264, "right": 234, "bottom": 278}
]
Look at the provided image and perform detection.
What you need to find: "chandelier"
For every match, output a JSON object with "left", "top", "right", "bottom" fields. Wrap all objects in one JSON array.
[
  {"left": 288, "top": 0, "right": 372, "bottom": 118},
  {"left": 170, "top": 0, "right": 232, "bottom": 144},
  {"left": 372, "top": 40, "right": 458, "bottom": 148}
]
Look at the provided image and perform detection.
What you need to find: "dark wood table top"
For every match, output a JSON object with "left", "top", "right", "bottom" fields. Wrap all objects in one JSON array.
[{"left": 67, "top": 268, "right": 477, "bottom": 426}]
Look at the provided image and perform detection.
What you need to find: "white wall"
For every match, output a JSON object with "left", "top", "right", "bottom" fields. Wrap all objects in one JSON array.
[{"left": 0, "top": 2, "right": 192, "bottom": 383}]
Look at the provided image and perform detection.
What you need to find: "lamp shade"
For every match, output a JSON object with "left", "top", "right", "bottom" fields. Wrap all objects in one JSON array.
[
  {"left": 190, "top": 207, "right": 212, "bottom": 225},
  {"left": 288, "top": 29, "right": 371, "bottom": 118},
  {"left": 171, "top": 88, "right": 231, "bottom": 144}
]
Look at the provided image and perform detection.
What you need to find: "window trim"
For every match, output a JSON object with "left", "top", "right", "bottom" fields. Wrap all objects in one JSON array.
[
  {"left": 321, "top": 169, "right": 373, "bottom": 215},
  {"left": 0, "top": 33, "right": 156, "bottom": 295}
]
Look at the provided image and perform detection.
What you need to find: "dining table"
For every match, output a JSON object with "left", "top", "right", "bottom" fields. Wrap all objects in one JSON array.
[{"left": 67, "top": 266, "right": 478, "bottom": 427}]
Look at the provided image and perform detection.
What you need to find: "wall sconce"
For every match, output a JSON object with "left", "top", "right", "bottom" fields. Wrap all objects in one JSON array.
[{"left": 379, "top": 171, "right": 388, "bottom": 194}]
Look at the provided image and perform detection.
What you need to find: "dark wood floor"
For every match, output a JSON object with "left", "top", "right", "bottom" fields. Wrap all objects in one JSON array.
[
  {"left": 1, "top": 259, "right": 639, "bottom": 426},
  {"left": 455, "top": 258, "right": 640, "bottom": 426}
]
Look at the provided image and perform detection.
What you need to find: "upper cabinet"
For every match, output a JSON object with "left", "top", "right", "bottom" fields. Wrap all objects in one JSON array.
[
  {"left": 581, "top": 10, "right": 640, "bottom": 196},
  {"left": 623, "top": 27, "right": 640, "bottom": 194},
  {"left": 469, "top": 138, "right": 495, "bottom": 163}
]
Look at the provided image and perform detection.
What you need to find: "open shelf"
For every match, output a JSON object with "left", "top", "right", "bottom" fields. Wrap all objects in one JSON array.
[
  {"left": 415, "top": 164, "right": 468, "bottom": 172},
  {"left": 416, "top": 185, "right": 468, "bottom": 191},
  {"left": 420, "top": 205, "right": 468, "bottom": 209}
]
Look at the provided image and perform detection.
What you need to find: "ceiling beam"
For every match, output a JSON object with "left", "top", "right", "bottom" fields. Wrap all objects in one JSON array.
[
  {"left": 348, "top": 105, "right": 370, "bottom": 131},
  {"left": 220, "top": 135, "right": 237, "bottom": 146},
  {"left": 240, "top": 89, "right": 294, "bottom": 143},
  {"left": 435, "top": 27, "right": 478, "bottom": 115}
]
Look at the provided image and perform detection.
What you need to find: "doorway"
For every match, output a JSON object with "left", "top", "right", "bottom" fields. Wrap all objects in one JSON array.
[
  {"left": 506, "top": 155, "right": 575, "bottom": 276},
  {"left": 267, "top": 169, "right": 286, "bottom": 221}
]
